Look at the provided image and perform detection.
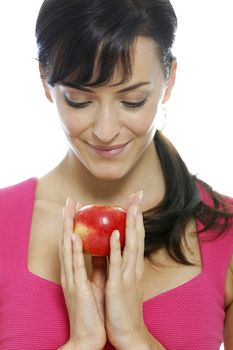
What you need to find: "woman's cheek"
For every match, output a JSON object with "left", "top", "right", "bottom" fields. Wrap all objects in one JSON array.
[
  {"left": 59, "top": 108, "right": 92, "bottom": 136},
  {"left": 125, "top": 105, "right": 158, "bottom": 136}
]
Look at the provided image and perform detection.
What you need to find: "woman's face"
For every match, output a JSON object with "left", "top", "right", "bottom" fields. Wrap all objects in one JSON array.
[{"left": 43, "top": 36, "right": 176, "bottom": 181}]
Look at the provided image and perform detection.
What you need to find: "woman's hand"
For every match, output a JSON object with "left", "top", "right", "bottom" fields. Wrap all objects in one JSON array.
[
  {"left": 59, "top": 198, "right": 107, "bottom": 350},
  {"left": 105, "top": 191, "right": 148, "bottom": 350}
]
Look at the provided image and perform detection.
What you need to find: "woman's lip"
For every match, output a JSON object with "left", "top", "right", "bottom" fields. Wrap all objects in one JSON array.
[
  {"left": 86, "top": 141, "right": 130, "bottom": 158},
  {"left": 87, "top": 142, "right": 129, "bottom": 151}
]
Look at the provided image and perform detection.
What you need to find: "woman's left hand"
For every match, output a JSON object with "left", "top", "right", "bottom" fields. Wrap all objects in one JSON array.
[{"left": 105, "top": 191, "right": 148, "bottom": 350}]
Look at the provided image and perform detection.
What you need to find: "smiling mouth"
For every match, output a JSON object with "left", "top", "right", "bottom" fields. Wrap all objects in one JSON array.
[
  {"left": 87, "top": 141, "right": 130, "bottom": 151},
  {"left": 86, "top": 141, "right": 130, "bottom": 158}
]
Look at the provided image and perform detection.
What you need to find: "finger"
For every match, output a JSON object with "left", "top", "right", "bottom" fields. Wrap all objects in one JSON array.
[
  {"left": 125, "top": 190, "right": 143, "bottom": 210},
  {"left": 125, "top": 192, "right": 136, "bottom": 210},
  {"left": 91, "top": 256, "right": 107, "bottom": 291},
  {"left": 72, "top": 233, "right": 89, "bottom": 291},
  {"left": 58, "top": 223, "right": 66, "bottom": 287},
  {"left": 107, "top": 230, "right": 122, "bottom": 288},
  {"left": 122, "top": 204, "right": 138, "bottom": 275},
  {"left": 62, "top": 198, "right": 76, "bottom": 248},
  {"left": 58, "top": 207, "right": 65, "bottom": 253},
  {"left": 72, "top": 201, "right": 89, "bottom": 291},
  {"left": 135, "top": 191, "right": 144, "bottom": 277},
  {"left": 135, "top": 210, "right": 145, "bottom": 279},
  {"left": 61, "top": 197, "right": 76, "bottom": 289},
  {"left": 122, "top": 191, "right": 143, "bottom": 276}
]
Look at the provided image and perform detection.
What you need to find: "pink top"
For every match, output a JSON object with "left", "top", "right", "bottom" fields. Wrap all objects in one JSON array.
[{"left": 0, "top": 178, "right": 233, "bottom": 349}]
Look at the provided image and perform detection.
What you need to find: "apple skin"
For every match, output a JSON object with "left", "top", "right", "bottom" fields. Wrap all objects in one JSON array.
[{"left": 73, "top": 205, "right": 127, "bottom": 256}]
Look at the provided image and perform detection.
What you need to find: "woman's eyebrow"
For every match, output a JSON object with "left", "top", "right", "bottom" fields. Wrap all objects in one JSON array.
[
  {"left": 116, "top": 82, "right": 151, "bottom": 93},
  {"left": 62, "top": 82, "right": 151, "bottom": 94}
]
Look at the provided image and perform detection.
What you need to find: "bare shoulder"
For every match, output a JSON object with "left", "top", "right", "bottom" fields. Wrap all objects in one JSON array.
[
  {"left": 28, "top": 176, "right": 93, "bottom": 283},
  {"left": 27, "top": 178, "right": 65, "bottom": 285}
]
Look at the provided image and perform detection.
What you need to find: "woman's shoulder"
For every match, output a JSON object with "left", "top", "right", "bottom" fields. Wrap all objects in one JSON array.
[
  {"left": 0, "top": 177, "right": 37, "bottom": 211},
  {"left": 195, "top": 179, "right": 233, "bottom": 244},
  {"left": 196, "top": 178, "right": 233, "bottom": 206},
  {"left": 0, "top": 177, "right": 36, "bottom": 194}
]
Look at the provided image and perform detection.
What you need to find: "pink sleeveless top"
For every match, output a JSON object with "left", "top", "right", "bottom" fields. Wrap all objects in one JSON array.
[{"left": 0, "top": 178, "right": 232, "bottom": 349}]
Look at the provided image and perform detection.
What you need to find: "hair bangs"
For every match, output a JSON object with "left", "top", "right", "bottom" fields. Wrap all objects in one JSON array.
[
  {"left": 56, "top": 37, "right": 135, "bottom": 88},
  {"left": 46, "top": 5, "right": 143, "bottom": 88}
]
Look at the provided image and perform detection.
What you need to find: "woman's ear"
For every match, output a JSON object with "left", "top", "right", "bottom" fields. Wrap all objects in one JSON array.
[
  {"left": 162, "top": 58, "right": 177, "bottom": 104},
  {"left": 39, "top": 62, "right": 53, "bottom": 103}
]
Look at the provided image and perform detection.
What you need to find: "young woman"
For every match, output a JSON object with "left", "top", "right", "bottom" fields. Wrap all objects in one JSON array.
[{"left": 0, "top": 0, "right": 232, "bottom": 349}]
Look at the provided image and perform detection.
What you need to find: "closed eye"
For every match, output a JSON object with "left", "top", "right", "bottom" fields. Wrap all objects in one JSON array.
[
  {"left": 63, "top": 95, "right": 149, "bottom": 110},
  {"left": 122, "top": 97, "right": 148, "bottom": 110},
  {"left": 63, "top": 96, "right": 91, "bottom": 109}
]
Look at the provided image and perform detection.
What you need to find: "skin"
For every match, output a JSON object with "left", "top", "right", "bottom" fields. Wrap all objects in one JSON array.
[{"left": 37, "top": 36, "right": 233, "bottom": 349}]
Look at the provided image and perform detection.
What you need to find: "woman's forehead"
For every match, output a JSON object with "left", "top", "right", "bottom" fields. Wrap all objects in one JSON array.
[{"left": 130, "top": 38, "right": 162, "bottom": 73}]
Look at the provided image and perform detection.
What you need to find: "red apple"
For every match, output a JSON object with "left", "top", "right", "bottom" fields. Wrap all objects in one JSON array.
[{"left": 73, "top": 205, "right": 127, "bottom": 256}]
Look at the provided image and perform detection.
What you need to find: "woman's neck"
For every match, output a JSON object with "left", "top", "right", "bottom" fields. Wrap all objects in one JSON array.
[{"left": 38, "top": 142, "right": 165, "bottom": 211}]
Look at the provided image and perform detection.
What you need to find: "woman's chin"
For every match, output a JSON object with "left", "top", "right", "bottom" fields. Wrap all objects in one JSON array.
[{"left": 89, "top": 168, "right": 127, "bottom": 182}]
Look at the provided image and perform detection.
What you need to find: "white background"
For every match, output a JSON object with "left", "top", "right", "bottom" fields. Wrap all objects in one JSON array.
[{"left": 0, "top": 1, "right": 231, "bottom": 348}]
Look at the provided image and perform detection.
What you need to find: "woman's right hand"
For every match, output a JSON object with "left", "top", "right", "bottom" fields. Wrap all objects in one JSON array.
[{"left": 58, "top": 198, "right": 107, "bottom": 350}]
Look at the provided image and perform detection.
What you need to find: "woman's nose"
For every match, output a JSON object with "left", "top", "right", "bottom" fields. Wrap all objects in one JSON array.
[{"left": 92, "top": 107, "right": 121, "bottom": 143}]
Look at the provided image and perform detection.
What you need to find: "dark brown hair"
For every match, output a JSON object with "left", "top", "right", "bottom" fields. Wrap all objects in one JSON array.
[
  {"left": 144, "top": 131, "right": 233, "bottom": 265},
  {"left": 35, "top": 0, "right": 177, "bottom": 85}
]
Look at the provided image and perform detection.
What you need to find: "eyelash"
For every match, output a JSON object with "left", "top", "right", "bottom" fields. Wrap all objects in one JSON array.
[{"left": 64, "top": 96, "right": 149, "bottom": 111}]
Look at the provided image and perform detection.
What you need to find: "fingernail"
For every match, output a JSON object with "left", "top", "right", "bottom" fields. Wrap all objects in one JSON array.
[
  {"left": 114, "top": 230, "right": 120, "bottom": 241},
  {"left": 138, "top": 190, "right": 144, "bottom": 205},
  {"left": 76, "top": 202, "right": 81, "bottom": 212},
  {"left": 129, "top": 192, "right": 135, "bottom": 199},
  {"left": 66, "top": 197, "right": 71, "bottom": 207},
  {"left": 72, "top": 234, "right": 76, "bottom": 242}
]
